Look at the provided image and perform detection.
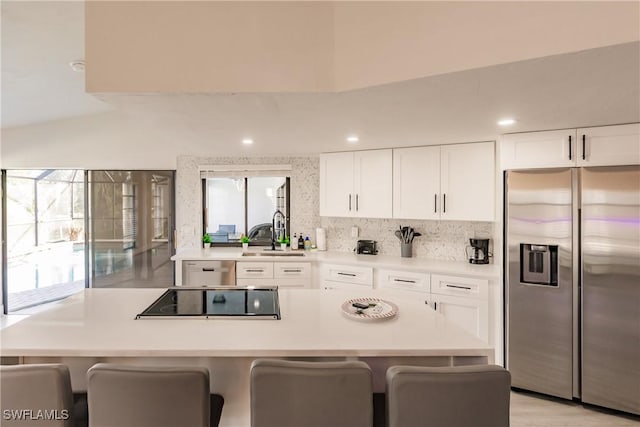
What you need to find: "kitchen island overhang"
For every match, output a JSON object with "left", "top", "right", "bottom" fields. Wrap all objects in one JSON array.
[{"left": 0, "top": 288, "right": 494, "bottom": 427}]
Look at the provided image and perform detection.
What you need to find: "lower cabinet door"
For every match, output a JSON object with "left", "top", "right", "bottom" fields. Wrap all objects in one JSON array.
[{"left": 432, "top": 294, "right": 489, "bottom": 342}]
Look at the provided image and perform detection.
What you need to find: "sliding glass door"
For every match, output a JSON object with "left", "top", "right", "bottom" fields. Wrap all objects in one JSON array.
[
  {"left": 3, "top": 170, "right": 85, "bottom": 312},
  {"left": 89, "top": 171, "right": 174, "bottom": 288},
  {"left": 2, "top": 169, "right": 175, "bottom": 313}
]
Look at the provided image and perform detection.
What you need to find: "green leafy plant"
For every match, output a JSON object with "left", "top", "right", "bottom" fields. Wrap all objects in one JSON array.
[
  {"left": 240, "top": 234, "right": 250, "bottom": 244},
  {"left": 202, "top": 233, "right": 212, "bottom": 244},
  {"left": 278, "top": 235, "right": 290, "bottom": 245}
]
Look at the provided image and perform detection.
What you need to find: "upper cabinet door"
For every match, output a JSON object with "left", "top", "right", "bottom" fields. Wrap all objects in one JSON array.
[
  {"left": 354, "top": 150, "right": 393, "bottom": 218},
  {"left": 393, "top": 146, "right": 441, "bottom": 220},
  {"left": 577, "top": 123, "right": 640, "bottom": 167},
  {"left": 500, "top": 130, "right": 577, "bottom": 170},
  {"left": 319, "top": 152, "right": 354, "bottom": 217},
  {"left": 440, "top": 142, "right": 495, "bottom": 221}
]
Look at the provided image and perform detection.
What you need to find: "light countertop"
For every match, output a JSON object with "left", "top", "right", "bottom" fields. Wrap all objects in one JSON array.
[
  {"left": 0, "top": 288, "right": 493, "bottom": 359},
  {"left": 171, "top": 248, "right": 500, "bottom": 279}
]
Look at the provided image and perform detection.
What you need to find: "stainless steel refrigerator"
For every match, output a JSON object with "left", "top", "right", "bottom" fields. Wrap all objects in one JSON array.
[{"left": 505, "top": 166, "right": 640, "bottom": 415}]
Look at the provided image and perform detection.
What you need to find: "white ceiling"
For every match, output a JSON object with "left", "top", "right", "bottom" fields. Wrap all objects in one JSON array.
[{"left": 2, "top": 1, "right": 639, "bottom": 157}]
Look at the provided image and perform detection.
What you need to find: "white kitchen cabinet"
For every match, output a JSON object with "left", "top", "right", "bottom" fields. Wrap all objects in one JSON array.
[
  {"left": 320, "top": 150, "right": 392, "bottom": 218},
  {"left": 577, "top": 123, "right": 640, "bottom": 166},
  {"left": 392, "top": 142, "right": 495, "bottom": 221},
  {"left": 440, "top": 142, "right": 495, "bottom": 221},
  {"left": 236, "top": 262, "right": 311, "bottom": 288},
  {"left": 430, "top": 274, "right": 489, "bottom": 342},
  {"left": 430, "top": 293, "right": 489, "bottom": 342},
  {"left": 500, "top": 129, "right": 576, "bottom": 170},
  {"left": 321, "top": 263, "right": 373, "bottom": 290},
  {"left": 393, "top": 146, "right": 441, "bottom": 220},
  {"left": 319, "top": 152, "right": 353, "bottom": 217},
  {"left": 500, "top": 124, "right": 639, "bottom": 170}
]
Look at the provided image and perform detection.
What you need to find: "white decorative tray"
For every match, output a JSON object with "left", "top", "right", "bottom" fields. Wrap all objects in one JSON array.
[{"left": 341, "top": 297, "right": 398, "bottom": 322}]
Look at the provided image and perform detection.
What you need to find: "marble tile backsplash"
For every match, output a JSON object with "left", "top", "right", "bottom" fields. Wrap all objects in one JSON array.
[
  {"left": 319, "top": 217, "right": 494, "bottom": 262},
  {"left": 176, "top": 155, "right": 319, "bottom": 249},
  {"left": 176, "top": 155, "right": 495, "bottom": 262}
]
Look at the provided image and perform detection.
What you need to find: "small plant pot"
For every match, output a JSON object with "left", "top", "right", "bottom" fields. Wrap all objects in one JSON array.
[
  {"left": 280, "top": 243, "right": 287, "bottom": 251},
  {"left": 242, "top": 243, "right": 249, "bottom": 252},
  {"left": 203, "top": 243, "right": 211, "bottom": 250}
]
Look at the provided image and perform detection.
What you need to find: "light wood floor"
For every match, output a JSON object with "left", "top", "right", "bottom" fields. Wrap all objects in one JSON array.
[{"left": 511, "top": 390, "right": 640, "bottom": 426}]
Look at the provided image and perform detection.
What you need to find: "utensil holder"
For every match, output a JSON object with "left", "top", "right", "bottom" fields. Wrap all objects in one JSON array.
[{"left": 401, "top": 242, "right": 412, "bottom": 258}]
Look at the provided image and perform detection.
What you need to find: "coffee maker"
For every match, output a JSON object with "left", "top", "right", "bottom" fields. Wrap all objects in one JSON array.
[{"left": 468, "top": 238, "right": 490, "bottom": 264}]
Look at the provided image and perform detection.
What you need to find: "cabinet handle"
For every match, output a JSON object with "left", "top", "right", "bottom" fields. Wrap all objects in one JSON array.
[
  {"left": 393, "top": 278, "right": 416, "bottom": 283},
  {"left": 444, "top": 284, "right": 472, "bottom": 290},
  {"left": 443, "top": 194, "right": 446, "bottom": 213},
  {"left": 202, "top": 268, "right": 216, "bottom": 272},
  {"left": 348, "top": 194, "right": 352, "bottom": 211},
  {"left": 434, "top": 194, "right": 437, "bottom": 213},
  {"left": 582, "top": 134, "right": 586, "bottom": 160},
  {"left": 568, "top": 135, "right": 572, "bottom": 160},
  {"left": 356, "top": 194, "right": 359, "bottom": 211},
  {"left": 283, "top": 269, "right": 302, "bottom": 273},
  {"left": 337, "top": 272, "right": 356, "bottom": 277},
  {"left": 246, "top": 269, "right": 264, "bottom": 272},
  {"left": 434, "top": 302, "right": 438, "bottom": 310}
]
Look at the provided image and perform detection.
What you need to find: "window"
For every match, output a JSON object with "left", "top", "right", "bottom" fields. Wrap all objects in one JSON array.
[{"left": 203, "top": 176, "right": 290, "bottom": 246}]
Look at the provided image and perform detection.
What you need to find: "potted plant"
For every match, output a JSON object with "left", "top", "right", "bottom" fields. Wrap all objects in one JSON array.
[
  {"left": 202, "top": 233, "right": 212, "bottom": 249},
  {"left": 240, "top": 234, "right": 250, "bottom": 252},
  {"left": 279, "top": 235, "right": 290, "bottom": 251}
]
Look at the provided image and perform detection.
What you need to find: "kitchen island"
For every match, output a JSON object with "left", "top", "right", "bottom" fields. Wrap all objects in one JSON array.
[{"left": 0, "top": 288, "right": 494, "bottom": 427}]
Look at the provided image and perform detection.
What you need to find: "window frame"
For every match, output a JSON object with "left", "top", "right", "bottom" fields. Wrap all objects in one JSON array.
[{"left": 202, "top": 176, "right": 290, "bottom": 247}]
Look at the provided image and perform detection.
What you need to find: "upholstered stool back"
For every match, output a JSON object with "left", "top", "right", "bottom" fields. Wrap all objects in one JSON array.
[
  {"left": 87, "top": 364, "right": 210, "bottom": 427},
  {"left": 250, "top": 359, "right": 373, "bottom": 427},
  {"left": 386, "top": 364, "right": 511, "bottom": 427}
]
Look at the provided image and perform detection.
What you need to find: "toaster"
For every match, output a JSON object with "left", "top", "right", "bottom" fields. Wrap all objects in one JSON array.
[{"left": 356, "top": 240, "right": 378, "bottom": 255}]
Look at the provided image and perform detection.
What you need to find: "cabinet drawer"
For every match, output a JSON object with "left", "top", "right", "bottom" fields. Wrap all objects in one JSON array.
[
  {"left": 236, "top": 262, "right": 274, "bottom": 279},
  {"left": 274, "top": 262, "right": 311, "bottom": 279},
  {"left": 431, "top": 274, "right": 488, "bottom": 300},
  {"left": 323, "top": 264, "right": 373, "bottom": 286},
  {"left": 377, "top": 269, "right": 430, "bottom": 293}
]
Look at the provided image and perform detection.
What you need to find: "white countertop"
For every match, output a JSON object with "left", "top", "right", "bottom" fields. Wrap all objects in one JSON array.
[
  {"left": 0, "top": 288, "right": 493, "bottom": 359},
  {"left": 171, "top": 248, "right": 500, "bottom": 279}
]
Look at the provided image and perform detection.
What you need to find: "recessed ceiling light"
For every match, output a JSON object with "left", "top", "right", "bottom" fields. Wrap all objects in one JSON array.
[
  {"left": 497, "top": 118, "right": 516, "bottom": 126},
  {"left": 69, "top": 60, "right": 85, "bottom": 72},
  {"left": 242, "top": 138, "right": 254, "bottom": 145},
  {"left": 346, "top": 135, "right": 359, "bottom": 143}
]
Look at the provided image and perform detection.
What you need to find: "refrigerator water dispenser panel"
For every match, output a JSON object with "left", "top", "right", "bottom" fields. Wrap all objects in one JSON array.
[{"left": 520, "top": 244, "right": 558, "bottom": 286}]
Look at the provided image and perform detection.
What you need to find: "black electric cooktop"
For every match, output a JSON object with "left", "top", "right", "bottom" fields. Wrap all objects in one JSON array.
[{"left": 135, "top": 287, "right": 281, "bottom": 319}]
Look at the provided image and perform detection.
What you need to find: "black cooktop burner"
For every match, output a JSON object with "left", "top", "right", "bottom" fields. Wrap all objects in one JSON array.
[{"left": 135, "top": 287, "right": 281, "bottom": 319}]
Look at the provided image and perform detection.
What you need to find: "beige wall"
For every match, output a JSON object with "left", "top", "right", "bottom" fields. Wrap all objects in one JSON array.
[
  {"left": 86, "top": 1, "right": 639, "bottom": 93},
  {"left": 86, "top": 1, "right": 335, "bottom": 92},
  {"left": 333, "top": 1, "right": 640, "bottom": 90}
]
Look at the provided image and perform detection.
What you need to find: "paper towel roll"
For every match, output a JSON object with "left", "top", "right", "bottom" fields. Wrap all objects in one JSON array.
[{"left": 316, "top": 228, "right": 327, "bottom": 251}]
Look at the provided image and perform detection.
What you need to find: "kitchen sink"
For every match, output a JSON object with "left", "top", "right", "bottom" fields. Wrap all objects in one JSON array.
[{"left": 242, "top": 251, "right": 306, "bottom": 257}]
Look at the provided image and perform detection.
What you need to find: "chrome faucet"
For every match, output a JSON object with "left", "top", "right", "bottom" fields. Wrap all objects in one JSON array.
[{"left": 271, "top": 209, "right": 285, "bottom": 251}]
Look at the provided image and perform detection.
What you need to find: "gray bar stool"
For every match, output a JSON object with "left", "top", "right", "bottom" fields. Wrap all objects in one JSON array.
[
  {"left": 0, "top": 363, "right": 74, "bottom": 427},
  {"left": 386, "top": 364, "right": 511, "bottom": 427},
  {"left": 250, "top": 359, "right": 373, "bottom": 427},
  {"left": 87, "top": 364, "right": 211, "bottom": 427}
]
